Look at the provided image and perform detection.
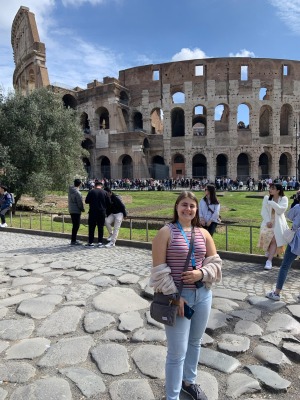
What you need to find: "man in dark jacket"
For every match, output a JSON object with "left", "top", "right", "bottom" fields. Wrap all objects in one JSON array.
[
  {"left": 104, "top": 187, "right": 127, "bottom": 247},
  {"left": 68, "top": 179, "right": 85, "bottom": 245},
  {"left": 85, "top": 180, "right": 111, "bottom": 247},
  {"left": 0, "top": 185, "right": 12, "bottom": 228}
]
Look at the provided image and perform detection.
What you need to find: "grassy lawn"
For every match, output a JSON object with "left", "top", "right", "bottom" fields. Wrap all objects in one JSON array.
[{"left": 10, "top": 189, "right": 296, "bottom": 254}]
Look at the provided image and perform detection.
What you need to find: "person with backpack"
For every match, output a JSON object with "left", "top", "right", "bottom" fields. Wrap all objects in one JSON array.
[
  {"left": 0, "top": 184, "right": 13, "bottom": 228},
  {"left": 103, "top": 187, "right": 127, "bottom": 247},
  {"left": 199, "top": 184, "right": 220, "bottom": 236}
]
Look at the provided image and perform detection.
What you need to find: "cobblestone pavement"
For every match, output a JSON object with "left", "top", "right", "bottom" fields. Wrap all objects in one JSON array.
[{"left": 0, "top": 231, "right": 300, "bottom": 400}]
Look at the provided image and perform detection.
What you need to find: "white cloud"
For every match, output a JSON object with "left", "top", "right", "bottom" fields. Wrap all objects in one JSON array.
[
  {"left": 171, "top": 48, "right": 208, "bottom": 61},
  {"left": 269, "top": 0, "right": 300, "bottom": 34},
  {"left": 229, "top": 49, "right": 255, "bottom": 57}
]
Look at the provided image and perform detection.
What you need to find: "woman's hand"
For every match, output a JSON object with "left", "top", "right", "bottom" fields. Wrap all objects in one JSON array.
[
  {"left": 206, "top": 220, "right": 212, "bottom": 227},
  {"left": 267, "top": 222, "right": 273, "bottom": 228},
  {"left": 200, "top": 218, "right": 206, "bottom": 226},
  {"left": 182, "top": 269, "right": 203, "bottom": 285},
  {"left": 178, "top": 297, "right": 186, "bottom": 317}
]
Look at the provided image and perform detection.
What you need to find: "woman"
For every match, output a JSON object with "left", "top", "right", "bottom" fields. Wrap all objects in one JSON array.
[
  {"left": 150, "top": 191, "right": 222, "bottom": 400},
  {"left": 199, "top": 184, "right": 220, "bottom": 236},
  {"left": 266, "top": 203, "right": 300, "bottom": 301},
  {"left": 258, "top": 183, "right": 289, "bottom": 270}
]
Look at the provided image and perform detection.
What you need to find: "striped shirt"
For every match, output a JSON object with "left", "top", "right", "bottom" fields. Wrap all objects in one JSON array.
[{"left": 166, "top": 223, "right": 206, "bottom": 289}]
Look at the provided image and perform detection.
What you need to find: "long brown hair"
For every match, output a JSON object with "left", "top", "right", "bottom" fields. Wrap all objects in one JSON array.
[
  {"left": 171, "top": 191, "right": 201, "bottom": 227},
  {"left": 203, "top": 183, "right": 219, "bottom": 205}
]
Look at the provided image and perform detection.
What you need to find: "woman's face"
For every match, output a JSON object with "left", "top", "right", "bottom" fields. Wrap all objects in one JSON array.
[
  {"left": 269, "top": 186, "right": 279, "bottom": 196},
  {"left": 205, "top": 187, "right": 210, "bottom": 197},
  {"left": 176, "top": 197, "right": 197, "bottom": 223}
]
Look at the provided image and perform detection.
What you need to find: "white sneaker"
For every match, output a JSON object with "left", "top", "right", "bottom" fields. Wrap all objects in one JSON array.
[
  {"left": 105, "top": 242, "right": 115, "bottom": 248},
  {"left": 97, "top": 243, "right": 104, "bottom": 248},
  {"left": 264, "top": 260, "right": 272, "bottom": 270},
  {"left": 107, "top": 235, "right": 113, "bottom": 242},
  {"left": 266, "top": 291, "right": 280, "bottom": 301},
  {"left": 0, "top": 223, "right": 7, "bottom": 228}
]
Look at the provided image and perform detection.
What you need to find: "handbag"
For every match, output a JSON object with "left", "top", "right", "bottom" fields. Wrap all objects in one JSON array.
[
  {"left": 150, "top": 229, "right": 195, "bottom": 326},
  {"left": 283, "top": 228, "right": 295, "bottom": 244}
]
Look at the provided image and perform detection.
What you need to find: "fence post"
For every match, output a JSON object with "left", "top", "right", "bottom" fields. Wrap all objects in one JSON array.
[
  {"left": 51, "top": 214, "right": 53, "bottom": 232},
  {"left": 146, "top": 219, "right": 149, "bottom": 242},
  {"left": 30, "top": 214, "right": 32, "bottom": 230},
  {"left": 39, "top": 213, "right": 42, "bottom": 230},
  {"left": 130, "top": 218, "right": 132, "bottom": 240},
  {"left": 225, "top": 224, "right": 228, "bottom": 251},
  {"left": 20, "top": 213, "right": 22, "bottom": 228},
  {"left": 62, "top": 214, "right": 65, "bottom": 233},
  {"left": 250, "top": 226, "right": 253, "bottom": 254}
]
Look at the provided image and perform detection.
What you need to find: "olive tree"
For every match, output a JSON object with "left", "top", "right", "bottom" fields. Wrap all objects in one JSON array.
[{"left": 0, "top": 88, "right": 86, "bottom": 204}]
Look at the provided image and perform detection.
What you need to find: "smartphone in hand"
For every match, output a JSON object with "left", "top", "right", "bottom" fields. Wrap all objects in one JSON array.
[{"left": 184, "top": 303, "right": 194, "bottom": 319}]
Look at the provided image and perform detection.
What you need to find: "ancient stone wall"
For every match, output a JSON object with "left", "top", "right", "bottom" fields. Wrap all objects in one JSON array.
[{"left": 12, "top": 6, "right": 49, "bottom": 94}]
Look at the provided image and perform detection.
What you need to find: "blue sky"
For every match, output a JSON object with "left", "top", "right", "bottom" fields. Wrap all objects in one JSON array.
[{"left": 1, "top": 0, "right": 300, "bottom": 92}]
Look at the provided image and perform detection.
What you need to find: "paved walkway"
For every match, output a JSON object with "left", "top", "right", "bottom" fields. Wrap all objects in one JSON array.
[{"left": 0, "top": 232, "right": 300, "bottom": 400}]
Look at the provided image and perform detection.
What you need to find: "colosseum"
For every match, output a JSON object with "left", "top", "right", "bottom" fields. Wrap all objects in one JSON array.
[{"left": 11, "top": 6, "right": 300, "bottom": 182}]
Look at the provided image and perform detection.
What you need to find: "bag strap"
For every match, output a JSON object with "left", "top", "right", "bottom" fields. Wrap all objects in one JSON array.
[{"left": 177, "top": 228, "right": 195, "bottom": 296}]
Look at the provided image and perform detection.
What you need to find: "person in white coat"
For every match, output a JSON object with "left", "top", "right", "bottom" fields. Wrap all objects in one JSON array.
[{"left": 258, "top": 183, "right": 289, "bottom": 270}]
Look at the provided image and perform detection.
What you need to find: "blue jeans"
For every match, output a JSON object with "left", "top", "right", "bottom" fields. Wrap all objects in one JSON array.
[
  {"left": 276, "top": 244, "right": 297, "bottom": 290},
  {"left": 164, "top": 286, "right": 212, "bottom": 400}
]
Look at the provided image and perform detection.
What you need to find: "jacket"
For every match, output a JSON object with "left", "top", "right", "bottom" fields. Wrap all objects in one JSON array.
[
  {"left": 149, "top": 254, "right": 222, "bottom": 294},
  {"left": 68, "top": 186, "right": 84, "bottom": 214},
  {"left": 107, "top": 193, "right": 127, "bottom": 217},
  {"left": 85, "top": 188, "right": 111, "bottom": 214},
  {"left": 0, "top": 192, "right": 12, "bottom": 211},
  {"left": 260, "top": 195, "right": 289, "bottom": 247}
]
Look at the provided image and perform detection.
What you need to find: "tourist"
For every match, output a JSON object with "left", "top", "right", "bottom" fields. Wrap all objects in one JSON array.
[
  {"left": 258, "top": 183, "right": 289, "bottom": 270},
  {"left": 199, "top": 184, "right": 220, "bottom": 236},
  {"left": 151, "top": 191, "right": 222, "bottom": 400},
  {"left": 266, "top": 202, "right": 300, "bottom": 301},
  {"left": 85, "top": 180, "right": 111, "bottom": 247},
  {"left": 103, "top": 187, "right": 127, "bottom": 247},
  {"left": 0, "top": 185, "right": 13, "bottom": 228},
  {"left": 68, "top": 178, "right": 85, "bottom": 245}
]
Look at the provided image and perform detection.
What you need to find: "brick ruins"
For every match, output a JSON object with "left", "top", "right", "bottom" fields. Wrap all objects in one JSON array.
[{"left": 11, "top": 6, "right": 300, "bottom": 182}]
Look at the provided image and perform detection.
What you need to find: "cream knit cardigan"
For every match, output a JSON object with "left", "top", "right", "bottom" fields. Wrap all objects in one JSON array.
[{"left": 149, "top": 254, "right": 222, "bottom": 294}]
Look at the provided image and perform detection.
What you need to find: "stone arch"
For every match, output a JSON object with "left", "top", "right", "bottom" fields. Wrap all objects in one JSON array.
[
  {"left": 119, "top": 90, "right": 129, "bottom": 106},
  {"left": 171, "top": 107, "right": 185, "bottom": 137},
  {"left": 172, "top": 91, "right": 185, "bottom": 104},
  {"left": 259, "top": 105, "right": 272, "bottom": 137},
  {"left": 280, "top": 104, "right": 293, "bottom": 136},
  {"left": 192, "top": 154, "right": 207, "bottom": 178},
  {"left": 259, "top": 152, "right": 271, "bottom": 179},
  {"left": 150, "top": 107, "right": 164, "bottom": 134},
  {"left": 172, "top": 153, "right": 185, "bottom": 178},
  {"left": 98, "top": 156, "right": 111, "bottom": 179},
  {"left": 214, "top": 104, "right": 229, "bottom": 132},
  {"left": 81, "top": 138, "right": 94, "bottom": 150},
  {"left": 95, "top": 107, "right": 110, "bottom": 130},
  {"left": 63, "top": 94, "right": 77, "bottom": 109},
  {"left": 80, "top": 112, "right": 90, "bottom": 134},
  {"left": 151, "top": 155, "right": 167, "bottom": 179},
  {"left": 120, "top": 154, "right": 133, "bottom": 179},
  {"left": 193, "top": 105, "right": 207, "bottom": 136},
  {"left": 216, "top": 154, "right": 228, "bottom": 177},
  {"left": 133, "top": 111, "right": 143, "bottom": 131},
  {"left": 279, "top": 152, "right": 292, "bottom": 177},
  {"left": 82, "top": 157, "right": 91, "bottom": 176},
  {"left": 237, "top": 103, "right": 251, "bottom": 129},
  {"left": 237, "top": 153, "right": 250, "bottom": 181}
]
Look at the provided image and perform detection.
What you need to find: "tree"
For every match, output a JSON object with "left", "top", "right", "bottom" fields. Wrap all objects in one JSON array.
[{"left": 0, "top": 88, "right": 87, "bottom": 205}]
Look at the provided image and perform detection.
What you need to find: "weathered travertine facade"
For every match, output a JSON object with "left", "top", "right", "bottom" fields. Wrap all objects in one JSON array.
[
  {"left": 12, "top": 7, "right": 300, "bottom": 181},
  {"left": 11, "top": 6, "right": 50, "bottom": 94}
]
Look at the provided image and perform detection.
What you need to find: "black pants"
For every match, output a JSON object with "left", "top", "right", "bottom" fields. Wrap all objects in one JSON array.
[
  {"left": 70, "top": 213, "right": 81, "bottom": 242},
  {"left": 203, "top": 222, "right": 218, "bottom": 236},
  {"left": 88, "top": 212, "right": 106, "bottom": 244},
  {"left": 0, "top": 207, "right": 10, "bottom": 224}
]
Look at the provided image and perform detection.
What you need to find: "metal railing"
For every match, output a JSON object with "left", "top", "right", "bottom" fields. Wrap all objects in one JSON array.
[{"left": 7, "top": 211, "right": 263, "bottom": 255}]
